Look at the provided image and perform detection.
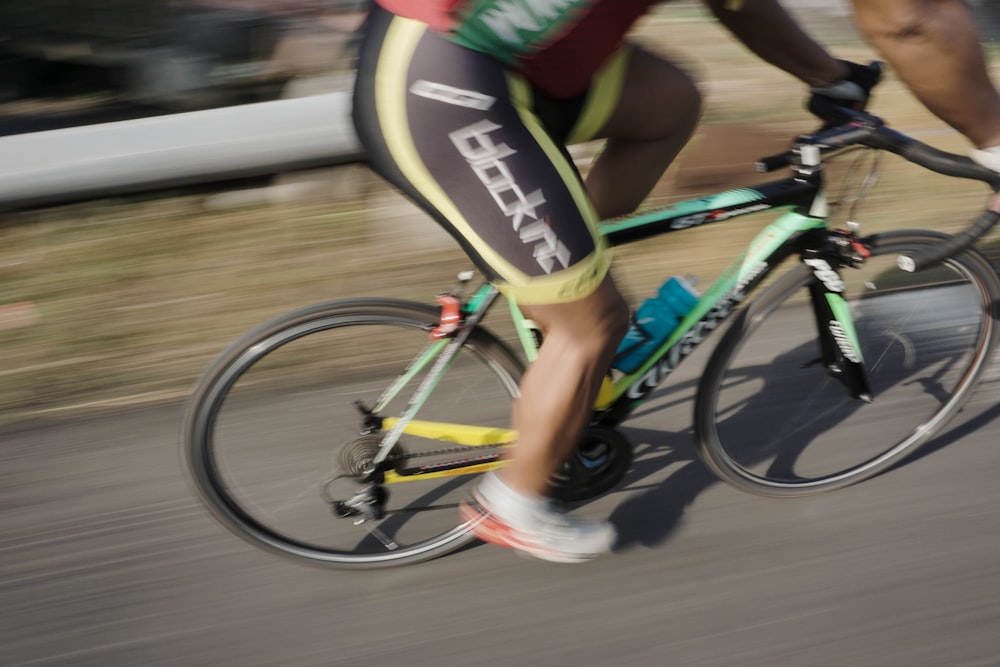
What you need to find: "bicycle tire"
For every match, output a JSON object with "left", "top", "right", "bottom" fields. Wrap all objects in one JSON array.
[
  {"left": 695, "top": 230, "right": 1000, "bottom": 497},
  {"left": 183, "top": 298, "right": 523, "bottom": 568}
]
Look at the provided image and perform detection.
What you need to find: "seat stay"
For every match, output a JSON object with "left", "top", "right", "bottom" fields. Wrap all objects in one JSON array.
[
  {"left": 369, "top": 339, "right": 451, "bottom": 415},
  {"left": 371, "top": 286, "right": 503, "bottom": 465}
]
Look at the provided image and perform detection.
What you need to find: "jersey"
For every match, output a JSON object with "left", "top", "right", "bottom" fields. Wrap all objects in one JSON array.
[{"left": 374, "top": 0, "right": 656, "bottom": 98}]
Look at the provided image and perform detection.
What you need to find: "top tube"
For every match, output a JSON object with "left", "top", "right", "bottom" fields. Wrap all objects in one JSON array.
[
  {"left": 600, "top": 177, "right": 818, "bottom": 248},
  {"left": 609, "top": 106, "right": 1000, "bottom": 267}
]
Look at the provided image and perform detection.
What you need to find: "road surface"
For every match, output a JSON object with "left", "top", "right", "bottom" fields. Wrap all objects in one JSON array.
[{"left": 4, "top": 329, "right": 1000, "bottom": 666}]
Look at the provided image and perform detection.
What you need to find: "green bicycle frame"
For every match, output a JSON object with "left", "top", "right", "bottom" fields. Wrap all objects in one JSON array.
[{"left": 374, "top": 171, "right": 872, "bottom": 481}]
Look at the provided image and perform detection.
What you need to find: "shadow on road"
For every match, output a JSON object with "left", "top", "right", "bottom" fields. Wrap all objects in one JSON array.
[{"left": 603, "top": 329, "right": 1000, "bottom": 551}]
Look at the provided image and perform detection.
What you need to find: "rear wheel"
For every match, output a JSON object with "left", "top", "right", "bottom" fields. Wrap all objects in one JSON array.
[
  {"left": 183, "top": 299, "right": 523, "bottom": 568},
  {"left": 695, "top": 230, "right": 1000, "bottom": 496}
]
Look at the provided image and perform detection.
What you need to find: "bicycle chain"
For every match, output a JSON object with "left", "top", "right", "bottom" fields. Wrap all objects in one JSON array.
[{"left": 381, "top": 439, "right": 514, "bottom": 465}]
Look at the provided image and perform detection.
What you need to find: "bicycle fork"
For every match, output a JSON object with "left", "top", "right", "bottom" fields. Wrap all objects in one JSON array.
[{"left": 802, "top": 232, "right": 873, "bottom": 402}]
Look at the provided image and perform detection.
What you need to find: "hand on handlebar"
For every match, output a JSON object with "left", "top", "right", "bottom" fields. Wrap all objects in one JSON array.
[{"left": 808, "top": 60, "right": 883, "bottom": 124}]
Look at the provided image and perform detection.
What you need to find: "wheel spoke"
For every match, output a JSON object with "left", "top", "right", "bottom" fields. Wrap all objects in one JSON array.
[
  {"left": 184, "top": 301, "right": 521, "bottom": 568},
  {"left": 696, "top": 232, "right": 1000, "bottom": 496}
]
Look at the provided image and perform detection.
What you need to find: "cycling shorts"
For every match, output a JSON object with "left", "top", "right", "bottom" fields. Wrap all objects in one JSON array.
[{"left": 353, "top": 6, "right": 630, "bottom": 305}]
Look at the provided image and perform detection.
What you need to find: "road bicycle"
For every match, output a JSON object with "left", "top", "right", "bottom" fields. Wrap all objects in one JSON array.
[{"left": 183, "top": 105, "right": 1000, "bottom": 568}]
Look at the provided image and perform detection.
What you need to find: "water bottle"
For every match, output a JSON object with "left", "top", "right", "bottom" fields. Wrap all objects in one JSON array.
[
  {"left": 612, "top": 276, "right": 698, "bottom": 373},
  {"left": 658, "top": 275, "right": 699, "bottom": 316}
]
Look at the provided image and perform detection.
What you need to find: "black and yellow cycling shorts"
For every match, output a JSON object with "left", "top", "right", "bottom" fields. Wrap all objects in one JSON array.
[{"left": 352, "top": 6, "right": 631, "bottom": 305}]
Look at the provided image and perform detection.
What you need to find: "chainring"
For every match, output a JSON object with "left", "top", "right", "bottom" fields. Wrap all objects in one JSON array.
[{"left": 548, "top": 426, "right": 633, "bottom": 502}]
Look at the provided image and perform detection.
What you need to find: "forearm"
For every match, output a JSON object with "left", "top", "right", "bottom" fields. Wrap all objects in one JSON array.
[{"left": 704, "top": 0, "right": 845, "bottom": 86}]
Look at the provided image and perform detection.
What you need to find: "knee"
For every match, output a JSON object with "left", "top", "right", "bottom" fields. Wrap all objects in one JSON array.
[
  {"left": 657, "top": 63, "right": 702, "bottom": 137},
  {"left": 539, "top": 285, "right": 630, "bottom": 353},
  {"left": 586, "top": 291, "right": 630, "bottom": 361},
  {"left": 625, "top": 48, "right": 703, "bottom": 139},
  {"left": 684, "top": 70, "right": 704, "bottom": 117},
  {"left": 596, "top": 291, "right": 631, "bottom": 348}
]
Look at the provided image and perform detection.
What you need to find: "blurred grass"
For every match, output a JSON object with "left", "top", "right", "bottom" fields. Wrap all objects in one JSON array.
[{"left": 2, "top": 10, "right": 999, "bottom": 424}]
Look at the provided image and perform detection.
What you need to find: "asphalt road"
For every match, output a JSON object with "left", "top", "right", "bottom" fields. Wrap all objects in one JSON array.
[{"left": 4, "top": 338, "right": 1000, "bottom": 666}]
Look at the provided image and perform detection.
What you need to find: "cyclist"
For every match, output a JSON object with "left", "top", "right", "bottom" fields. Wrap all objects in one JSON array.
[
  {"left": 350, "top": 0, "right": 877, "bottom": 563},
  {"left": 849, "top": 0, "right": 1000, "bottom": 181}
]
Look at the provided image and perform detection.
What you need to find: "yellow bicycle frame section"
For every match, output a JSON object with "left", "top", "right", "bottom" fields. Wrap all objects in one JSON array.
[{"left": 379, "top": 417, "right": 515, "bottom": 484}]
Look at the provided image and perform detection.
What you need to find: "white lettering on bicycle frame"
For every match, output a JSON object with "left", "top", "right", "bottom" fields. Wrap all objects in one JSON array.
[
  {"left": 828, "top": 320, "right": 861, "bottom": 363},
  {"left": 734, "top": 261, "right": 768, "bottom": 295},
  {"left": 450, "top": 119, "right": 571, "bottom": 273},
  {"left": 624, "top": 263, "right": 768, "bottom": 401},
  {"left": 803, "top": 258, "right": 845, "bottom": 292},
  {"left": 626, "top": 300, "right": 733, "bottom": 400},
  {"left": 670, "top": 213, "right": 708, "bottom": 230},
  {"left": 410, "top": 80, "right": 497, "bottom": 111},
  {"left": 669, "top": 204, "right": 770, "bottom": 231}
]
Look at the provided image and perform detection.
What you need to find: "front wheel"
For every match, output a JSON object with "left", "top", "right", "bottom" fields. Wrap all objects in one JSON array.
[
  {"left": 183, "top": 299, "right": 523, "bottom": 568},
  {"left": 695, "top": 230, "right": 1000, "bottom": 496}
]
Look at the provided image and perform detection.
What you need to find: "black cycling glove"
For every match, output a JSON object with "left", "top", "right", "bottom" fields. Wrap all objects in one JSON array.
[{"left": 808, "top": 60, "right": 883, "bottom": 121}]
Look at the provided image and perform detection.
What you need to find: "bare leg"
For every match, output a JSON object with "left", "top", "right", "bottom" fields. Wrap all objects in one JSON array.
[
  {"left": 851, "top": 0, "right": 1000, "bottom": 149},
  {"left": 502, "top": 278, "right": 629, "bottom": 496},
  {"left": 500, "top": 49, "right": 702, "bottom": 496},
  {"left": 587, "top": 47, "right": 703, "bottom": 217}
]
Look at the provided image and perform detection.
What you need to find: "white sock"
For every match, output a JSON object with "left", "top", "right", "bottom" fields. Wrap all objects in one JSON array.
[
  {"left": 476, "top": 472, "right": 549, "bottom": 526},
  {"left": 969, "top": 145, "right": 1000, "bottom": 172}
]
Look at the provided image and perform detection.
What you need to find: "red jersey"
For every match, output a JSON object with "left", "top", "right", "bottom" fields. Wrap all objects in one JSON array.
[{"left": 374, "top": 0, "right": 656, "bottom": 98}]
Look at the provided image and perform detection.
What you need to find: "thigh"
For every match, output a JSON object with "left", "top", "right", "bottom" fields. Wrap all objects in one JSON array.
[
  {"left": 353, "top": 8, "right": 610, "bottom": 306},
  {"left": 596, "top": 47, "right": 701, "bottom": 142},
  {"left": 565, "top": 45, "right": 702, "bottom": 145}
]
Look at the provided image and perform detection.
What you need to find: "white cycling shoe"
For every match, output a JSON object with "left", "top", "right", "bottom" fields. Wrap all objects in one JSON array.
[{"left": 459, "top": 472, "right": 616, "bottom": 564}]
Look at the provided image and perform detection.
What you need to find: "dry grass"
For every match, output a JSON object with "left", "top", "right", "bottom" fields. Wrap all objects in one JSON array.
[{"left": 2, "top": 10, "right": 998, "bottom": 423}]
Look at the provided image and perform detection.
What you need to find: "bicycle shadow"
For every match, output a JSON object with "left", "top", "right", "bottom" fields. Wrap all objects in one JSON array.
[
  {"left": 607, "top": 318, "right": 998, "bottom": 550},
  {"left": 608, "top": 423, "right": 716, "bottom": 550},
  {"left": 889, "top": 384, "right": 1000, "bottom": 468},
  {"left": 358, "top": 291, "right": 999, "bottom": 557}
]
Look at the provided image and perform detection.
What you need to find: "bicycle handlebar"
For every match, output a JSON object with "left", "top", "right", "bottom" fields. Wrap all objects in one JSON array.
[
  {"left": 896, "top": 209, "right": 1000, "bottom": 272},
  {"left": 757, "top": 101, "right": 1000, "bottom": 271}
]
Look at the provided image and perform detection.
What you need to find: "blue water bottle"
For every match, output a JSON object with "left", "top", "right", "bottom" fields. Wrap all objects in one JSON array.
[
  {"left": 658, "top": 276, "right": 699, "bottom": 316},
  {"left": 612, "top": 276, "right": 698, "bottom": 373}
]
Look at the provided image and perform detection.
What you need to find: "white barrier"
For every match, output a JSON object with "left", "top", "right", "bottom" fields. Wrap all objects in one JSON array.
[{"left": 0, "top": 92, "right": 362, "bottom": 209}]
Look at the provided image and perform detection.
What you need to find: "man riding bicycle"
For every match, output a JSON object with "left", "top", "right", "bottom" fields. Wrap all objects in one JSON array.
[{"left": 352, "top": 0, "right": 1000, "bottom": 563}]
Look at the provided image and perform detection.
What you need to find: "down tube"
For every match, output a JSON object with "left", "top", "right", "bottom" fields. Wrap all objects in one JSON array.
[{"left": 596, "top": 211, "right": 828, "bottom": 413}]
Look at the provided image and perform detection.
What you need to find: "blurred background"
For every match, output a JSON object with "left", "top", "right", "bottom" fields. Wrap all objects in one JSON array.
[
  {"left": 0, "top": 0, "right": 1000, "bottom": 420},
  {"left": 1, "top": 0, "right": 997, "bottom": 134},
  {"left": 2, "top": 0, "right": 999, "bottom": 421},
  {"left": 0, "top": 0, "right": 368, "bottom": 133},
  {"left": 4, "top": 4, "right": 1000, "bottom": 667}
]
